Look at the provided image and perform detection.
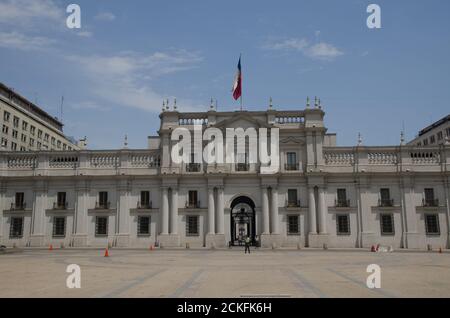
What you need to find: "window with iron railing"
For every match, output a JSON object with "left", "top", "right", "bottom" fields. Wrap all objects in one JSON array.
[
  {"left": 425, "top": 214, "right": 440, "bottom": 235},
  {"left": 55, "top": 192, "right": 67, "bottom": 209},
  {"left": 96, "top": 192, "right": 109, "bottom": 209},
  {"left": 187, "top": 191, "right": 200, "bottom": 208},
  {"left": 186, "top": 215, "right": 199, "bottom": 236},
  {"left": 336, "top": 189, "right": 349, "bottom": 207},
  {"left": 380, "top": 214, "right": 394, "bottom": 235},
  {"left": 52, "top": 217, "right": 66, "bottom": 237},
  {"left": 285, "top": 152, "right": 298, "bottom": 170},
  {"left": 95, "top": 216, "right": 108, "bottom": 236},
  {"left": 287, "top": 215, "right": 300, "bottom": 235},
  {"left": 336, "top": 214, "right": 350, "bottom": 235},
  {"left": 9, "top": 217, "right": 23, "bottom": 238},
  {"left": 379, "top": 189, "right": 393, "bottom": 207},
  {"left": 138, "top": 191, "right": 152, "bottom": 209},
  {"left": 287, "top": 189, "right": 299, "bottom": 207},
  {"left": 423, "top": 188, "right": 438, "bottom": 207},
  {"left": 12, "top": 192, "right": 25, "bottom": 210},
  {"left": 137, "top": 216, "right": 151, "bottom": 236}
]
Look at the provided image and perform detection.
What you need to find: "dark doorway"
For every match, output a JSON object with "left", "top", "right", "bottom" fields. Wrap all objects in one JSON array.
[{"left": 230, "top": 196, "right": 256, "bottom": 246}]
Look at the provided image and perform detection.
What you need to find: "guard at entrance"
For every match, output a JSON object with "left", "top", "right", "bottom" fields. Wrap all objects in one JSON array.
[{"left": 244, "top": 236, "right": 251, "bottom": 254}]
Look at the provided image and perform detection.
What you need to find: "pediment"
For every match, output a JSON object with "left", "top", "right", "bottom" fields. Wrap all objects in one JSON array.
[
  {"left": 213, "top": 113, "right": 272, "bottom": 130},
  {"left": 279, "top": 136, "right": 305, "bottom": 145}
]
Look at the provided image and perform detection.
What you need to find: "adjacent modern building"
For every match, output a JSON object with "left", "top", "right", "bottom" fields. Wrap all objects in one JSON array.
[
  {"left": 1, "top": 101, "right": 449, "bottom": 250},
  {"left": 0, "top": 82, "right": 83, "bottom": 152},
  {"left": 408, "top": 114, "right": 450, "bottom": 147}
]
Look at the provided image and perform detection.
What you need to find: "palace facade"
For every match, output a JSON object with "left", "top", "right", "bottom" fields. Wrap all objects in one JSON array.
[{"left": 1, "top": 104, "right": 449, "bottom": 249}]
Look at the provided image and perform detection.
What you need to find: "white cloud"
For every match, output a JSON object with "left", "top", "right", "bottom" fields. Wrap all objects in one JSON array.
[
  {"left": 0, "top": 0, "right": 62, "bottom": 26},
  {"left": 0, "top": 31, "right": 56, "bottom": 51},
  {"left": 69, "top": 101, "right": 110, "bottom": 112},
  {"left": 304, "top": 42, "right": 344, "bottom": 61},
  {"left": 67, "top": 50, "right": 204, "bottom": 112},
  {"left": 262, "top": 37, "right": 343, "bottom": 61},
  {"left": 76, "top": 31, "right": 93, "bottom": 38},
  {"left": 95, "top": 12, "right": 116, "bottom": 21}
]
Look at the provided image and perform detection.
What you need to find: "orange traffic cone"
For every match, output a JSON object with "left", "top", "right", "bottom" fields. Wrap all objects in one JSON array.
[
  {"left": 104, "top": 248, "right": 109, "bottom": 257},
  {"left": 149, "top": 245, "right": 154, "bottom": 251},
  {"left": 49, "top": 244, "right": 53, "bottom": 251}
]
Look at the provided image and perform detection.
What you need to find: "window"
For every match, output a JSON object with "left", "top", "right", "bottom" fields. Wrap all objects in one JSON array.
[
  {"left": 21, "top": 134, "right": 26, "bottom": 143},
  {"left": 2, "top": 124, "right": 8, "bottom": 134},
  {"left": 13, "top": 116, "right": 19, "bottom": 128},
  {"left": 57, "top": 192, "right": 67, "bottom": 209},
  {"left": 9, "top": 217, "right": 24, "bottom": 238},
  {"left": 287, "top": 215, "right": 300, "bottom": 235},
  {"left": 95, "top": 216, "right": 108, "bottom": 236},
  {"left": 137, "top": 216, "right": 151, "bottom": 236},
  {"left": 380, "top": 214, "right": 394, "bottom": 235},
  {"left": 12, "top": 129, "right": 18, "bottom": 139},
  {"left": 287, "top": 189, "right": 298, "bottom": 207},
  {"left": 437, "top": 131, "right": 443, "bottom": 141},
  {"left": 15, "top": 192, "right": 25, "bottom": 209},
  {"left": 447, "top": 128, "right": 450, "bottom": 137},
  {"left": 425, "top": 214, "right": 440, "bottom": 235},
  {"left": 424, "top": 188, "right": 437, "bottom": 206},
  {"left": 286, "top": 152, "right": 297, "bottom": 170},
  {"left": 29, "top": 138, "right": 34, "bottom": 147},
  {"left": 430, "top": 135, "right": 436, "bottom": 144},
  {"left": 37, "top": 142, "right": 42, "bottom": 149},
  {"left": 186, "top": 215, "right": 199, "bottom": 236},
  {"left": 423, "top": 138, "right": 428, "bottom": 146},
  {"left": 188, "top": 190, "right": 198, "bottom": 208},
  {"left": 37, "top": 130, "right": 42, "bottom": 139},
  {"left": 379, "top": 188, "right": 392, "bottom": 206},
  {"left": 57, "top": 140, "right": 61, "bottom": 148},
  {"left": 3, "top": 111, "right": 10, "bottom": 122},
  {"left": 20, "top": 146, "right": 26, "bottom": 151},
  {"left": 11, "top": 142, "right": 17, "bottom": 151},
  {"left": 30, "top": 126, "right": 35, "bottom": 135},
  {"left": 140, "top": 191, "right": 151, "bottom": 208},
  {"left": 98, "top": 192, "right": 109, "bottom": 209},
  {"left": 44, "top": 133, "right": 49, "bottom": 142},
  {"left": 22, "top": 121, "right": 28, "bottom": 131},
  {"left": 51, "top": 137, "right": 56, "bottom": 146},
  {"left": 52, "top": 217, "right": 66, "bottom": 237},
  {"left": 336, "top": 214, "right": 350, "bottom": 235},
  {"left": 337, "top": 189, "right": 348, "bottom": 207},
  {"left": 62, "top": 144, "right": 67, "bottom": 150},
  {"left": 1, "top": 137, "right": 7, "bottom": 148}
]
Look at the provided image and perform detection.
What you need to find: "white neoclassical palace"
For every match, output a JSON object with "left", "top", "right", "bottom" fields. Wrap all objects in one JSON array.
[{"left": 1, "top": 103, "right": 450, "bottom": 250}]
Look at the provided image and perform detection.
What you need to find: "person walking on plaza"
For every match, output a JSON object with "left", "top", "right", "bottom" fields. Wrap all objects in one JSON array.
[{"left": 244, "top": 236, "right": 251, "bottom": 254}]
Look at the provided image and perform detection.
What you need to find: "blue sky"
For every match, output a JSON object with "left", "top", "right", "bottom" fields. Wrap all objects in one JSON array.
[{"left": 0, "top": 0, "right": 449, "bottom": 149}]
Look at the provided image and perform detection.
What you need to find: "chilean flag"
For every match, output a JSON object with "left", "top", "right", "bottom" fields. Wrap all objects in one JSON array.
[{"left": 232, "top": 56, "right": 242, "bottom": 101}]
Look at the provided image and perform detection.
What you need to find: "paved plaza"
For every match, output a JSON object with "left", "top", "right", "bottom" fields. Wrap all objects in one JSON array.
[{"left": 0, "top": 248, "right": 449, "bottom": 298}]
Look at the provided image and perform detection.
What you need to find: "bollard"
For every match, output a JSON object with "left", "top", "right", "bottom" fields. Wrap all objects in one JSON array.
[
  {"left": 427, "top": 244, "right": 432, "bottom": 251},
  {"left": 186, "top": 242, "right": 190, "bottom": 249},
  {"left": 323, "top": 243, "right": 328, "bottom": 250}
]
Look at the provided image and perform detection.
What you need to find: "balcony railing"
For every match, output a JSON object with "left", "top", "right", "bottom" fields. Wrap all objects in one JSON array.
[
  {"left": 378, "top": 199, "right": 394, "bottom": 207},
  {"left": 95, "top": 201, "right": 111, "bottom": 209},
  {"left": 185, "top": 201, "right": 201, "bottom": 209},
  {"left": 286, "top": 200, "right": 301, "bottom": 208},
  {"left": 53, "top": 202, "right": 68, "bottom": 210},
  {"left": 235, "top": 163, "right": 250, "bottom": 172},
  {"left": 335, "top": 199, "right": 350, "bottom": 208},
  {"left": 137, "top": 201, "right": 153, "bottom": 209},
  {"left": 10, "top": 202, "right": 26, "bottom": 210},
  {"left": 423, "top": 198, "right": 439, "bottom": 207},
  {"left": 284, "top": 163, "right": 299, "bottom": 171},
  {"left": 186, "top": 163, "right": 201, "bottom": 172}
]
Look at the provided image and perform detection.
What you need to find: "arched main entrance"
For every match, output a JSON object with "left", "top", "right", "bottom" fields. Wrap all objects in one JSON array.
[{"left": 230, "top": 196, "right": 256, "bottom": 246}]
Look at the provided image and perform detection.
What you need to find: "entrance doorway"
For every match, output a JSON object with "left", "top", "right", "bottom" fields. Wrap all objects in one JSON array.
[{"left": 230, "top": 196, "right": 256, "bottom": 246}]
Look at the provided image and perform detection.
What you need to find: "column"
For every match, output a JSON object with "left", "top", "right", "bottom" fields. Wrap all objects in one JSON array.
[
  {"left": 318, "top": 187, "right": 327, "bottom": 234},
  {"left": 216, "top": 187, "right": 224, "bottom": 235},
  {"left": 208, "top": 187, "right": 215, "bottom": 234},
  {"left": 73, "top": 180, "right": 89, "bottom": 246},
  {"left": 30, "top": 181, "right": 47, "bottom": 246},
  {"left": 261, "top": 187, "right": 270, "bottom": 234},
  {"left": 0, "top": 182, "right": 5, "bottom": 241},
  {"left": 117, "top": 182, "right": 130, "bottom": 235},
  {"left": 308, "top": 187, "right": 317, "bottom": 234},
  {"left": 170, "top": 187, "right": 178, "bottom": 234},
  {"left": 161, "top": 187, "right": 169, "bottom": 235},
  {"left": 270, "top": 187, "right": 279, "bottom": 234}
]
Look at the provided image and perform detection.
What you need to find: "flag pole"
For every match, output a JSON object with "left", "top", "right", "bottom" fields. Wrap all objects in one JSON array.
[{"left": 240, "top": 53, "right": 243, "bottom": 111}]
